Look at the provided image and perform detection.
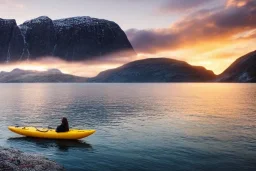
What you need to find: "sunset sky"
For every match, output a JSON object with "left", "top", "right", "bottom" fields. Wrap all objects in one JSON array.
[{"left": 0, "top": 0, "right": 255, "bottom": 76}]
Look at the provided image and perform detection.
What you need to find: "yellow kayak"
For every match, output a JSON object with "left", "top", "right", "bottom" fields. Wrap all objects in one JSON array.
[{"left": 8, "top": 126, "right": 96, "bottom": 140}]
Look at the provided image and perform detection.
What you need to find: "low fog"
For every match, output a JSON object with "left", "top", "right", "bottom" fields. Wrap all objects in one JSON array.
[{"left": 0, "top": 52, "right": 138, "bottom": 77}]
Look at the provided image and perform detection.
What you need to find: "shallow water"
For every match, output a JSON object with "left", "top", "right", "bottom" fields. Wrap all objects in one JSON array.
[{"left": 0, "top": 83, "right": 256, "bottom": 171}]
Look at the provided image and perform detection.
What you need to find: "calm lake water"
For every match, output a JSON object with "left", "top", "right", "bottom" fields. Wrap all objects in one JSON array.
[{"left": 0, "top": 83, "right": 256, "bottom": 171}]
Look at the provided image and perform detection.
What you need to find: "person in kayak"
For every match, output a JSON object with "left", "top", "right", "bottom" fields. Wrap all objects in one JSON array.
[{"left": 56, "top": 117, "right": 69, "bottom": 132}]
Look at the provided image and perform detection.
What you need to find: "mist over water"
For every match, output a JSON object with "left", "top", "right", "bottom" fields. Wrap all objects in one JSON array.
[
  {"left": 0, "top": 83, "right": 255, "bottom": 171},
  {"left": 0, "top": 51, "right": 137, "bottom": 77}
]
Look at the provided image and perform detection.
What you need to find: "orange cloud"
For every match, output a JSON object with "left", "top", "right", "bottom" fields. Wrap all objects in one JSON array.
[
  {"left": 126, "top": 0, "right": 256, "bottom": 74},
  {"left": 1, "top": 0, "right": 255, "bottom": 76},
  {"left": 127, "top": 0, "right": 256, "bottom": 54},
  {"left": 226, "top": 0, "right": 249, "bottom": 7}
]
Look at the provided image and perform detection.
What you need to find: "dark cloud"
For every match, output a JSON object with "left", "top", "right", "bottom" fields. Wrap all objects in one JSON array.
[
  {"left": 126, "top": 29, "right": 180, "bottom": 53},
  {"left": 126, "top": 0, "right": 256, "bottom": 54},
  {"left": 160, "top": 0, "right": 213, "bottom": 13}
]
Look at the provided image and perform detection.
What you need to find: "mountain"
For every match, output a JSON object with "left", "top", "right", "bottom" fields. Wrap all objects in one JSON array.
[
  {"left": 0, "top": 69, "right": 87, "bottom": 83},
  {"left": 87, "top": 58, "right": 216, "bottom": 82},
  {"left": 0, "top": 19, "right": 24, "bottom": 62},
  {"left": 217, "top": 50, "right": 256, "bottom": 82},
  {"left": 0, "top": 16, "right": 135, "bottom": 62}
]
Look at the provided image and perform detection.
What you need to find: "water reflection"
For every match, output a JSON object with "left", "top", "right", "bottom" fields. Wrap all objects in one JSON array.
[
  {"left": 0, "top": 84, "right": 255, "bottom": 171},
  {"left": 8, "top": 137, "right": 92, "bottom": 152}
]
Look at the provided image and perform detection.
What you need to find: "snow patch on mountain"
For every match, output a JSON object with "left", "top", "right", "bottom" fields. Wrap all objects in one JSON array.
[
  {"left": 22, "top": 16, "right": 52, "bottom": 25},
  {"left": 53, "top": 16, "right": 119, "bottom": 31},
  {"left": 0, "top": 16, "right": 135, "bottom": 62}
]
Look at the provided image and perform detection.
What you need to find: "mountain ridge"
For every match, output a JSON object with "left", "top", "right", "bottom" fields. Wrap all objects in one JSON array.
[
  {"left": 0, "top": 16, "right": 135, "bottom": 62},
  {"left": 0, "top": 51, "right": 255, "bottom": 83},
  {"left": 0, "top": 68, "right": 87, "bottom": 83},
  {"left": 88, "top": 57, "right": 216, "bottom": 82},
  {"left": 217, "top": 50, "right": 256, "bottom": 82}
]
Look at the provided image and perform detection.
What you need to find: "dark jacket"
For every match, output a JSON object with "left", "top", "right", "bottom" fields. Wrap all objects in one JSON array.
[{"left": 56, "top": 123, "right": 69, "bottom": 132}]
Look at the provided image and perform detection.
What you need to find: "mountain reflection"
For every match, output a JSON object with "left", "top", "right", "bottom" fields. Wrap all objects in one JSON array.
[{"left": 8, "top": 137, "right": 92, "bottom": 152}]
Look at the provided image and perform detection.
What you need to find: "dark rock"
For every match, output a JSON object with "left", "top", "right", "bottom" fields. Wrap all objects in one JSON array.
[
  {"left": 217, "top": 50, "right": 256, "bottom": 82},
  {"left": 0, "top": 19, "right": 24, "bottom": 62},
  {"left": 0, "top": 16, "right": 135, "bottom": 62},
  {"left": 0, "top": 146, "right": 65, "bottom": 171},
  {"left": 19, "top": 16, "right": 56, "bottom": 59},
  {"left": 8, "top": 23, "right": 25, "bottom": 61},
  {"left": 53, "top": 17, "right": 135, "bottom": 61},
  {"left": 88, "top": 58, "right": 216, "bottom": 82}
]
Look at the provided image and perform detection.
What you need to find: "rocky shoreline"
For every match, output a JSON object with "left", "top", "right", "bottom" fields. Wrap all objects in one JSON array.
[{"left": 0, "top": 147, "right": 64, "bottom": 171}]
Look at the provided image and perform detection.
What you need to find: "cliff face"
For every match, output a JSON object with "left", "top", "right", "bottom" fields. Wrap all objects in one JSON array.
[
  {"left": 19, "top": 16, "right": 56, "bottom": 59},
  {"left": 52, "top": 17, "right": 134, "bottom": 60},
  {"left": 88, "top": 58, "right": 216, "bottom": 82},
  {"left": 0, "top": 16, "right": 135, "bottom": 62},
  {"left": 217, "top": 50, "right": 256, "bottom": 82},
  {"left": 0, "top": 19, "right": 24, "bottom": 62}
]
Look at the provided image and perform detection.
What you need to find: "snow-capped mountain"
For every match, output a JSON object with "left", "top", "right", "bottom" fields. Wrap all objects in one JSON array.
[{"left": 0, "top": 16, "right": 135, "bottom": 62}]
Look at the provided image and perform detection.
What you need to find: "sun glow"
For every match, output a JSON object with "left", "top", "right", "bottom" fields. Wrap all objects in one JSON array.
[
  {"left": 0, "top": 58, "right": 123, "bottom": 77},
  {"left": 16, "top": 65, "right": 48, "bottom": 72},
  {"left": 0, "top": 38, "right": 255, "bottom": 77}
]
